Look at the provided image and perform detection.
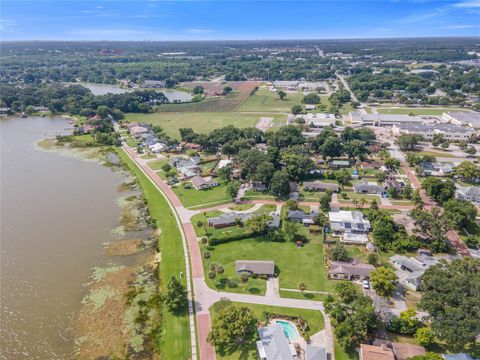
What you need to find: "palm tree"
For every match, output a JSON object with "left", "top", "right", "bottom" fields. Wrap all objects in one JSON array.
[
  {"left": 359, "top": 198, "right": 367, "bottom": 208},
  {"left": 352, "top": 198, "right": 359, "bottom": 208}
]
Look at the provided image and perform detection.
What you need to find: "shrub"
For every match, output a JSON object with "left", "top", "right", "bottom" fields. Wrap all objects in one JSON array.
[
  {"left": 210, "top": 263, "right": 218, "bottom": 272},
  {"left": 216, "top": 265, "right": 224, "bottom": 274},
  {"left": 239, "top": 272, "right": 249, "bottom": 283},
  {"left": 208, "top": 231, "right": 257, "bottom": 245},
  {"left": 203, "top": 251, "right": 211, "bottom": 259},
  {"left": 208, "top": 271, "right": 216, "bottom": 279},
  {"left": 226, "top": 279, "right": 237, "bottom": 288}
]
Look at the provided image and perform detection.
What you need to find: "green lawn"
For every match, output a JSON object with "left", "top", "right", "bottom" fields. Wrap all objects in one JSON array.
[
  {"left": 147, "top": 158, "right": 169, "bottom": 171},
  {"left": 415, "top": 151, "right": 457, "bottom": 158},
  {"left": 241, "top": 190, "right": 277, "bottom": 200},
  {"left": 172, "top": 182, "right": 233, "bottom": 208},
  {"left": 238, "top": 87, "right": 304, "bottom": 112},
  {"left": 117, "top": 149, "right": 191, "bottom": 359},
  {"left": 254, "top": 204, "right": 277, "bottom": 214},
  {"left": 335, "top": 339, "right": 358, "bottom": 360},
  {"left": 201, "top": 226, "right": 333, "bottom": 295},
  {"left": 210, "top": 301, "right": 325, "bottom": 360},
  {"left": 376, "top": 107, "right": 468, "bottom": 115},
  {"left": 279, "top": 290, "right": 329, "bottom": 301},
  {"left": 228, "top": 203, "right": 255, "bottom": 211},
  {"left": 124, "top": 112, "right": 287, "bottom": 139}
]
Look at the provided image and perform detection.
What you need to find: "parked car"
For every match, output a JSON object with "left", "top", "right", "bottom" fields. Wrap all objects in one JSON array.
[{"left": 362, "top": 280, "right": 370, "bottom": 289}]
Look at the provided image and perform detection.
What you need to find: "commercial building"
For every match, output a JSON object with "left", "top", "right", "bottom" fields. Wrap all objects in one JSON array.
[
  {"left": 348, "top": 111, "right": 423, "bottom": 127},
  {"left": 302, "top": 113, "right": 336, "bottom": 129},
  {"left": 442, "top": 111, "right": 480, "bottom": 129},
  {"left": 392, "top": 123, "right": 475, "bottom": 142}
]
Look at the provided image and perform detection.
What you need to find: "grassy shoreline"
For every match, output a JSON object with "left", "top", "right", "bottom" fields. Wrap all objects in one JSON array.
[{"left": 116, "top": 149, "right": 191, "bottom": 359}]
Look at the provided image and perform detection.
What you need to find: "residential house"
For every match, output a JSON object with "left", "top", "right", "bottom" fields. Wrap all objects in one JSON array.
[
  {"left": 130, "top": 125, "right": 149, "bottom": 138},
  {"left": 353, "top": 179, "right": 384, "bottom": 194},
  {"left": 422, "top": 162, "right": 455, "bottom": 177},
  {"left": 391, "top": 343, "right": 426, "bottom": 360},
  {"left": 236, "top": 260, "right": 275, "bottom": 276},
  {"left": 328, "top": 210, "right": 371, "bottom": 244},
  {"left": 383, "top": 177, "right": 402, "bottom": 193},
  {"left": 217, "top": 159, "right": 232, "bottom": 169},
  {"left": 329, "top": 261, "right": 375, "bottom": 280},
  {"left": 190, "top": 176, "right": 219, "bottom": 190},
  {"left": 389, "top": 254, "right": 439, "bottom": 291},
  {"left": 256, "top": 323, "right": 297, "bottom": 360},
  {"left": 172, "top": 157, "right": 201, "bottom": 179},
  {"left": 273, "top": 80, "right": 299, "bottom": 91},
  {"left": 359, "top": 344, "right": 395, "bottom": 360},
  {"left": 329, "top": 160, "right": 351, "bottom": 169},
  {"left": 361, "top": 160, "right": 382, "bottom": 170},
  {"left": 442, "top": 354, "right": 478, "bottom": 360},
  {"left": 208, "top": 212, "right": 250, "bottom": 228},
  {"left": 288, "top": 210, "right": 318, "bottom": 226},
  {"left": 142, "top": 79, "right": 166, "bottom": 88},
  {"left": 303, "top": 181, "right": 339, "bottom": 192},
  {"left": 267, "top": 212, "right": 281, "bottom": 229},
  {"left": 252, "top": 181, "right": 268, "bottom": 192},
  {"left": 149, "top": 142, "right": 168, "bottom": 153},
  {"left": 0, "top": 107, "right": 11, "bottom": 116},
  {"left": 305, "top": 104, "right": 316, "bottom": 111},
  {"left": 180, "top": 141, "right": 203, "bottom": 151},
  {"left": 455, "top": 184, "right": 480, "bottom": 204}
]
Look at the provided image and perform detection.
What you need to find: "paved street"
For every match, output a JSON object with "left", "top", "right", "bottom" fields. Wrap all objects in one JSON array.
[{"left": 122, "top": 145, "right": 335, "bottom": 360}]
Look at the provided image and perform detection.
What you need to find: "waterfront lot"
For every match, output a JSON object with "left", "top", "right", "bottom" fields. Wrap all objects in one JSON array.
[
  {"left": 210, "top": 300, "right": 325, "bottom": 360},
  {"left": 117, "top": 150, "right": 191, "bottom": 359},
  {"left": 124, "top": 112, "right": 287, "bottom": 139},
  {"left": 172, "top": 182, "right": 232, "bottom": 209},
  {"left": 200, "top": 224, "right": 333, "bottom": 296}
]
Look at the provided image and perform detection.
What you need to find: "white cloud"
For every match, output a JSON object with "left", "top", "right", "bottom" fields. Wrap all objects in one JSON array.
[
  {"left": 184, "top": 28, "right": 213, "bottom": 34},
  {"left": 0, "top": 19, "right": 17, "bottom": 32},
  {"left": 439, "top": 24, "right": 479, "bottom": 29},
  {"left": 453, "top": 0, "right": 480, "bottom": 8}
]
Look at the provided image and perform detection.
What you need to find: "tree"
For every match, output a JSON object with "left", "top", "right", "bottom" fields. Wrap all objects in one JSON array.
[
  {"left": 320, "top": 137, "right": 344, "bottom": 159},
  {"left": 297, "top": 282, "right": 307, "bottom": 293},
  {"left": 226, "top": 181, "right": 241, "bottom": 199},
  {"left": 283, "top": 221, "right": 300, "bottom": 242},
  {"left": 443, "top": 198, "right": 477, "bottom": 229},
  {"left": 415, "top": 327, "right": 435, "bottom": 347},
  {"left": 208, "top": 303, "right": 257, "bottom": 352},
  {"left": 244, "top": 214, "right": 270, "bottom": 234},
  {"left": 412, "top": 189, "right": 424, "bottom": 208},
  {"left": 222, "top": 86, "right": 233, "bottom": 95},
  {"left": 402, "top": 183, "right": 413, "bottom": 199},
  {"left": 319, "top": 190, "right": 333, "bottom": 212},
  {"left": 165, "top": 276, "right": 188, "bottom": 312},
  {"left": 328, "top": 243, "right": 351, "bottom": 262},
  {"left": 410, "top": 207, "right": 450, "bottom": 253},
  {"left": 422, "top": 177, "right": 455, "bottom": 204},
  {"left": 367, "top": 253, "right": 379, "bottom": 266},
  {"left": 409, "top": 354, "right": 442, "bottom": 360},
  {"left": 396, "top": 134, "right": 423, "bottom": 151},
  {"left": 370, "top": 267, "right": 397, "bottom": 298},
  {"left": 277, "top": 90, "right": 287, "bottom": 100},
  {"left": 270, "top": 170, "right": 290, "bottom": 197},
  {"left": 370, "top": 198, "right": 379, "bottom": 210},
  {"left": 455, "top": 161, "right": 480, "bottom": 183},
  {"left": 291, "top": 104, "right": 303, "bottom": 115},
  {"left": 192, "top": 86, "right": 204, "bottom": 94},
  {"left": 161, "top": 163, "right": 172, "bottom": 172},
  {"left": 384, "top": 156, "right": 400, "bottom": 170},
  {"left": 334, "top": 169, "right": 351, "bottom": 189},
  {"left": 465, "top": 235, "right": 480, "bottom": 249},
  {"left": 465, "top": 146, "right": 477, "bottom": 156},
  {"left": 253, "top": 161, "right": 275, "bottom": 186},
  {"left": 302, "top": 93, "right": 320, "bottom": 104},
  {"left": 419, "top": 259, "right": 480, "bottom": 349}
]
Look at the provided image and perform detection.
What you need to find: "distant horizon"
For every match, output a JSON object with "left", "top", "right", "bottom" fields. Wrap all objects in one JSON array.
[
  {"left": 1, "top": 1, "right": 480, "bottom": 41},
  {"left": 2, "top": 35, "right": 480, "bottom": 43}
]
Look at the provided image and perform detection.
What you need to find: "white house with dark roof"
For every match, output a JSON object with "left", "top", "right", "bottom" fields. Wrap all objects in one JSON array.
[
  {"left": 455, "top": 184, "right": 480, "bottom": 204},
  {"left": 329, "top": 210, "right": 371, "bottom": 243}
]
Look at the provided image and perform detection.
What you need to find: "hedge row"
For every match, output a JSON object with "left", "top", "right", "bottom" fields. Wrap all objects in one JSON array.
[{"left": 208, "top": 231, "right": 258, "bottom": 245}]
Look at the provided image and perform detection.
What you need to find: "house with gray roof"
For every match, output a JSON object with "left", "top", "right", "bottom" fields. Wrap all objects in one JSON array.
[
  {"left": 348, "top": 111, "right": 423, "bottom": 127},
  {"left": 207, "top": 212, "right": 251, "bottom": 228},
  {"left": 329, "top": 261, "right": 375, "bottom": 280},
  {"left": 389, "top": 254, "right": 439, "bottom": 291},
  {"left": 256, "top": 323, "right": 297, "bottom": 360},
  {"left": 422, "top": 162, "right": 455, "bottom": 177},
  {"left": 304, "top": 181, "right": 339, "bottom": 192},
  {"left": 288, "top": 210, "right": 318, "bottom": 226},
  {"left": 353, "top": 179, "right": 384, "bottom": 194},
  {"left": 443, "top": 111, "right": 480, "bottom": 129},
  {"left": 328, "top": 210, "right": 371, "bottom": 242},
  {"left": 236, "top": 260, "right": 275, "bottom": 276},
  {"left": 190, "top": 176, "right": 219, "bottom": 190},
  {"left": 267, "top": 212, "right": 281, "bottom": 229},
  {"left": 455, "top": 184, "right": 480, "bottom": 204}
]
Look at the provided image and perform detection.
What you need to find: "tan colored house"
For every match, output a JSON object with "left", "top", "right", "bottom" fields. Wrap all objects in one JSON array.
[
  {"left": 360, "top": 344, "right": 395, "bottom": 360},
  {"left": 235, "top": 260, "right": 275, "bottom": 276}
]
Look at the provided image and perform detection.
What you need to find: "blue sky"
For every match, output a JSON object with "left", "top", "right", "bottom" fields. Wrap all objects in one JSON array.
[{"left": 1, "top": 0, "right": 479, "bottom": 41}]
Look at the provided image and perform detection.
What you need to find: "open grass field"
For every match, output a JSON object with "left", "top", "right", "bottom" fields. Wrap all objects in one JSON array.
[
  {"left": 376, "top": 107, "right": 468, "bottom": 115},
  {"left": 117, "top": 149, "right": 191, "bottom": 359},
  {"left": 201, "top": 223, "right": 333, "bottom": 296},
  {"left": 124, "top": 112, "right": 287, "bottom": 139},
  {"left": 172, "top": 182, "right": 232, "bottom": 209},
  {"left": 210, "top": 301, "right": 325, "bottom": 360},
  {"left": 238, "top": 87, "right": 304, "bottom": 112}
]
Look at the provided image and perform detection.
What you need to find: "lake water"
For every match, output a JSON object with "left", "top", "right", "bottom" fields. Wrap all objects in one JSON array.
[
  {"left": 75, "top": 82, "right": 192, "bottom": 102},
  {"left": 0, "top": 116, "right": 130, "bottom": 359}
]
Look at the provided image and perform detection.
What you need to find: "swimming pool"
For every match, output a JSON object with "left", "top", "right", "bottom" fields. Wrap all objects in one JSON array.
[{"left": 276, "top": 320, "right": 300, "bottom": 341}]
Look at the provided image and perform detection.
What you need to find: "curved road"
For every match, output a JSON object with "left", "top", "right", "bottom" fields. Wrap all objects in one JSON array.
[{"left": 122, "top": 146, "right": 335, "bottom": 360}]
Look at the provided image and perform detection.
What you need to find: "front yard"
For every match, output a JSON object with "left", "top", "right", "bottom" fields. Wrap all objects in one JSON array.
[{"left": 172, "top": 182, "right": 233, "bottom": 208}]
